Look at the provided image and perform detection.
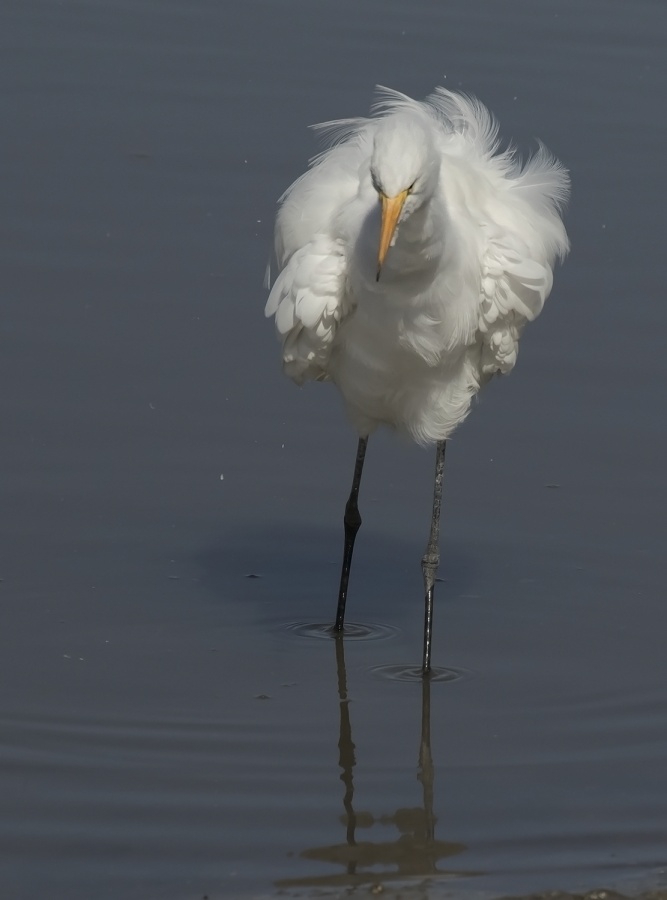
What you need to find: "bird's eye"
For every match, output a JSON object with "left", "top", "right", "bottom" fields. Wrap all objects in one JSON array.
[{"left": 407, "top": 181, "right": 416, "bottom": 194}]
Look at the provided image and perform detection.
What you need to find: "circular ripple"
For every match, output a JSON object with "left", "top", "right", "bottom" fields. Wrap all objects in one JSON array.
[
  {"left": 369, "top": 664, "right": 465, "bottom": 683},
  {"left": 278, "top": 621, "right": 399, "bottom": 642}
]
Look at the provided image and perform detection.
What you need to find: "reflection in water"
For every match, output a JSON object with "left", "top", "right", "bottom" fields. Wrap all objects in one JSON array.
[{"left": 276, "top": 636, "right": 468, "bottom": 890}]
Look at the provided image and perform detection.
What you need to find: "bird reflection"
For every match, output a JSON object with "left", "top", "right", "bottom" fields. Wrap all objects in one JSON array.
[{"left": 275, "top": 635, "right": 467, "bottom": 890}]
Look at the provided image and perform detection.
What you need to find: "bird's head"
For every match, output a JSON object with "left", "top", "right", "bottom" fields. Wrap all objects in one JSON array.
[{"left": 370, "top": 113, "right": 440, "bottom": 280}]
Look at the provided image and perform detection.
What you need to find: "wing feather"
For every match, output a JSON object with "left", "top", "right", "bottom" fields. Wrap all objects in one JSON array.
[
  {"left": 474, "top": 142, "right": 570, "bottom": 378},
  {"left": 478, "top": 236, "right": 554, "bottom": 376},
  {"left": 266, "top": 112, "right": 367, "bottom": 385},
  {"left": 265, "top": 234, "right": 351, "bottom": 385}
]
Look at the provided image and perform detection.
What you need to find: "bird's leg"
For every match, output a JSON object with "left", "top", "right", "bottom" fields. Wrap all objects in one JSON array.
[
  {"left": 334, "top": 436, "right": 368, "bottom": 632},
  {"left": 421, "top": 440, "right": 447, "bottom": 676}
]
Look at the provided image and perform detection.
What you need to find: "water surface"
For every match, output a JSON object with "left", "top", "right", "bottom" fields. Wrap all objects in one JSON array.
[{"left": 1, "top": 1, "right": 666, "bottom": 897}]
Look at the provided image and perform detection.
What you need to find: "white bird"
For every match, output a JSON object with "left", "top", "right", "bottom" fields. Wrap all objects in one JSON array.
[{"left": 265, "top": 86, "right": 569, "bottom": 676}]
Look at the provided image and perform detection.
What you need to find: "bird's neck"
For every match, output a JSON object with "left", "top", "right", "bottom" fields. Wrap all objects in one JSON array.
[
  {"left": 388, "top": 198, "right": 446, "bottom": 279},
  {"left": 403, "top": 200, "right": 440, "bottom": 246}
]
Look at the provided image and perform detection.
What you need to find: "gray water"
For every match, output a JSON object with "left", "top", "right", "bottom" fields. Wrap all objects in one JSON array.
[{"left": 2, "top": 1, "right": 666, "bottom": 898}]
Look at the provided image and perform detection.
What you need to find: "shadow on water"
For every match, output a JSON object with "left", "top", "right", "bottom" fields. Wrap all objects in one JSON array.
[
  {"left": 195, "top": 523, "right": 487, "bottom": 610},
  {"left": 275, "top": 634, "right": 471, "bottom": 892}
]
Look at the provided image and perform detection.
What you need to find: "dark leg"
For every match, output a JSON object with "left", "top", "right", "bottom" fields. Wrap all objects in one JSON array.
[
  {"left": 421, "top": 440, "right": 447, "bottom": 676},
  {"left": 334, "top": 436, "right": 368, "bottom": 632}
]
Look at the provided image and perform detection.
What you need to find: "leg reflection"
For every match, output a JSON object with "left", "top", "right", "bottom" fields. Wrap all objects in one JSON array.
[
  {"left": 275, "top": 637, "right": 467, "bottom": 889},
  {"left": 335, "top": 634, "right": 357, "bottom": 862},
  {"left": 418, "top": 675, "right": 434, "bottom": 840}
]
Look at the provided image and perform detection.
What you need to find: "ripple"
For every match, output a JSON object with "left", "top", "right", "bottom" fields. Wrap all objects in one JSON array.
[
  {"left": 277, "top": 621, "right": 399, "bottom": 642},
  {"left": 369, "top": 664, "right": 465, "bottom": 683}
]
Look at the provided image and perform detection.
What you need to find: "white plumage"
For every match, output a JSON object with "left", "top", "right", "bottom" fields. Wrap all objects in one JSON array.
[{"left": 265, "top": 86, "right": 569, "bottom": 444}]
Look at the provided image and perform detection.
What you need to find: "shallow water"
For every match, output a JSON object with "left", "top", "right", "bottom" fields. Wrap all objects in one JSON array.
[{"left": 2, "top": 1, "right": 667, "bottom": 898}]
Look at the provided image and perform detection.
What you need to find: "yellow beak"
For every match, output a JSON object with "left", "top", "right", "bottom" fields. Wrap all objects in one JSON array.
[{"left": 377, "top": 189, "right": 409, "bottom": 280}]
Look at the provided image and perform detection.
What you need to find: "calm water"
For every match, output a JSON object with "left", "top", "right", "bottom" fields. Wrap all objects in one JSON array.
[{"left": 2, "top": 1, "right": 666, "bottom": 898}]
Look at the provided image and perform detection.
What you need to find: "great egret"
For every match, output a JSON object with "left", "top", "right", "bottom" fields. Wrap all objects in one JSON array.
[{"left": 265, "top": 86, "right": 569, "bottom": 676}]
